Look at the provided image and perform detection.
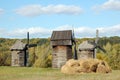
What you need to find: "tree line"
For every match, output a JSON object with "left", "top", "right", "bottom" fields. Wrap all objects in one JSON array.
[{"left": 0, "top": 36, "right": 120, "bottom": 70}]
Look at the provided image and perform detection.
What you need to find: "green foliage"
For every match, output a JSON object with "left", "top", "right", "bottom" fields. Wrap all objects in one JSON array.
[
  {"left": 0, "top": 38, "right": 51, "bottom": 67},
  {"left": 109, "top": 44, "right": 120, "bottom": 69},
  {"left": 28, "top": 48, "right": 36, "bottom": 67},
  {"left": 98, "top": 42, "right": 120, "bottom": 70},
  {"left": 33, "top": 40, "right": 52, "bottom": 68},
  {"left": 97, "top": 53, "right": 106, "bottom": 60},
  {"left": 0, "top": 36, "right": 120, "bottom": 70},
  {"left": 0, "top": 41, "right": 12, "bottom": 66}
]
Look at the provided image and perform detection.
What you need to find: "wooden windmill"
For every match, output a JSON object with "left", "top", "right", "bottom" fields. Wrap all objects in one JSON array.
[
  {"left": 72, "top": 30, "right": 78, "bottom": 60},
  {"left": 51, "top": 30, "right": 73, "bottom": 68},
  {"left": 78, "top": 30, "right": 106, "bottom": 59},
  {"left": 94, "top": 30, "right": 106, "bottom": 58},
  {"left": 10, "top": 32, "right": 37, "bottom": 67},
  {"left": 25, "top": 32, "right": 37, "bottom": 66}
]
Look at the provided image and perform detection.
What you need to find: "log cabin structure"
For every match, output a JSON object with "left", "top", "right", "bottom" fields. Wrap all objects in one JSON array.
[
  {"left": 10, "top": 40, "right": 28, "bottom": 66},
  {"left": 78, "top": 40, "right": 96, "bottom": 59},
  {"left": 10, "top": 32, "right": 37, "bottom": 67},
  {"left": 51, "top": 30, "right": 73, "bottom": 68},
  {"left": 78, "top": 30, "right": 106, "bottom": 59}
]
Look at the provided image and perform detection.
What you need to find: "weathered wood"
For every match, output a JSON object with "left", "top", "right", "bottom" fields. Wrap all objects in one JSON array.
[
  {"left": 52, "top": 46, "right": 72, "bottom": 68},
  {"left": 11, "top": 39, "right": 36, "bottom": 67},
  {"left": 77, "top": 50, "right": 94, "bottom": 59},
  {"left": 51, "top": 40, "right": 72, "bottom": 46},
  {"left": 11, "top": 51, "right": 25, "bottom": 66},
  {"left": 51, "top": 30, "right": 73, "bottom": 68},
  {"left": 11, "top": 40, "right": 27, "bottom": 67},
  {"left": 78, "top": 41, "right": 96, "bottom": 59},
  {"left": 51, "top": 30, "right": 72, "bottom": 41}
]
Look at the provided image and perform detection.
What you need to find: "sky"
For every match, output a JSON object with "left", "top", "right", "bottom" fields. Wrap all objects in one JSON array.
[{"left": 0, "top": 0, "right": 120, "bottom": 38}]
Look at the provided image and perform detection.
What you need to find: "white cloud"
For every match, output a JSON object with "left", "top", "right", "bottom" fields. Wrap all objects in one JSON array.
[
  {"left": 98, "top": 24, "right": 120, "bottom": 36},
  {"left": 15, "top": 4, "right": 83, "bottom": 17},
  {"left": 93, "top": 0, "right": 120, "bottom": 12},
  {"left": 74, "top": 24, "right": 120, "bottom": 37},
  {"left": 0, "top": 28, "right": 5, "bottom": 33},
  {"left": 0, "top": 8, "right": 4, "bottom": 14},
  {"left": 3, "top": 24, "right": 120, "bottom": 38},
  {"left": 7, "top": 27, "right": 52, "bottom": 38},
  {"left": 0, "top": 28, "right": 7, "bottom": 38}
]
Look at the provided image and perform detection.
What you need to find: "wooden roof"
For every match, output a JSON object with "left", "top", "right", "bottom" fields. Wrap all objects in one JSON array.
[
  {"left": 78, "top": 41, "right": 96, "bottom": 50},
  {"left": 10, "top": 40, "right": 27, "bottom": 51},
  {"left": 51, "top": 30, "right": 73, "bottom": 40}
]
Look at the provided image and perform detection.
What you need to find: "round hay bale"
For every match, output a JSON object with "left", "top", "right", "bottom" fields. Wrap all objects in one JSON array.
[
  {"left": 99, "top": 61, "right": 112, "bottom": 73},
  {"left": 78, "top": 58, "right": 89, "bottom": 65},
  {"left": 61, "top": 65, "right": 76, "bottom": 74},
  {"left": 66, "top": 59, "right": 80, "bottom": 67},
  {"left": 80, "top": 60, "right": 91, "bottom": 73},
  {"left": 61, "top": 65, "right": 80, "bottom": 74},
  {"left": 96, "top": 64, "right": 107, "bottom": 73},
  {"left": 86, "top": 59, "right": 100, "bottom": 72},
  {"left": 74, "top": 66, "right": 87, "bottom": 73},
  {"left": 90, "top": 63, "right": 99, "bottom": 72}
]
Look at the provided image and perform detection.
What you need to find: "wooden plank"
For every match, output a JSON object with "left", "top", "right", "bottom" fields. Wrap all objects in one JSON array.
[
  {"left": 52, "top": 46, "right": 72, "bottom": 68},
  {"left": 51, "top": 40, "right": 72, "bottom": 46}
]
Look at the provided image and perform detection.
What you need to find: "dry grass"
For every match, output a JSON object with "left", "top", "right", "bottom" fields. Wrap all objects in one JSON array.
[
  {"left": 61, "top": 59, "right": 111, "bottom": 74},
  {"left": 0, "top": 66, "right": 120, "bottom": 80}
]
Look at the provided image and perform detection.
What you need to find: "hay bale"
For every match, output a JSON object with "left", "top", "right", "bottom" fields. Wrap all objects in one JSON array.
[
  {"left": 80, "top": 58, "right": 100, "bottom": 72},
  {"left": 61, "top": 65, "right": 76, "bottom": 74},
  {"left": 96, "top": 63, "right": 107, "bottom": 73},
  {"left": 66, "top": 59, "right": 80, "bottom": 67},
  {"left": 61, "top": 59, "right": 81, "bottom": 74},
  {"left": 61, "top": 59, "right": 112, "bottom": 74},
  {"left": 103, "top": 61, "right": 112, "bottom": 73},
  {"left": 90, "top": 63, "right": 99, "bottom": 72},
  {"left": 75, "top": 66, "right": 87, "bottom": 73},
  {"left": 79, "top": 60, "right": 91, "bottom": 73},
  {"left": 61, "top": 59, "right": 92, "bottom": 74},
  {"left": 97, "top": 61, "right": 112, "bottom": 73}
]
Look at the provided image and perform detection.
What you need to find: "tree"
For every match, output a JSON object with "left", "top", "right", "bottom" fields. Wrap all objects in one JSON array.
[{"left": 100, "top": 42, "right": 120, "bottom": 70}]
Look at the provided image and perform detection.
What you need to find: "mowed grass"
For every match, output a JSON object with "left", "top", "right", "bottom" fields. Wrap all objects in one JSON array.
[{"left": 0, "top": 66, "right": 120, "bottom": 80}]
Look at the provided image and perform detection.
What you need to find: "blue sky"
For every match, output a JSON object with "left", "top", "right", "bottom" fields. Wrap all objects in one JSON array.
[{"left": 0, "top": 0, "right": 120, "bottom": 38}]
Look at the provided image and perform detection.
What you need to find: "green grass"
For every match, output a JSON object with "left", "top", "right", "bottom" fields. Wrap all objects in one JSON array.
[{"left": 0, "top": 66, "right": 120, "bottom": 80}]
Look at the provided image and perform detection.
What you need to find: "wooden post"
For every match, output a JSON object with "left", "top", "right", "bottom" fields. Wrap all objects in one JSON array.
[{"left": 94, "top": 29, "right": 99, "bottom": 58}]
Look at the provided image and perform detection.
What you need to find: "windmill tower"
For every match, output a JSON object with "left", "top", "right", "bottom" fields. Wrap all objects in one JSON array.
[
  {"left": 25, "top": 32, "right": 37, "bottom": 66},
  {"left": 51, "top": 30, "right": 73, "bottom": 68},
  {"left": 94, "top": 29, "right": 99, "bottom": 58},
  {"left": 72, "top": 30, "right": 78, "bottom": 60},
  {"left": 78, "top": 30, "right": 106, "bottom": 59},
  {"left": 94, "top": 29, "right": 106, "bottom": 58},
  {"left": 10, "top": 32, "right": 37, "bottom": 67}
]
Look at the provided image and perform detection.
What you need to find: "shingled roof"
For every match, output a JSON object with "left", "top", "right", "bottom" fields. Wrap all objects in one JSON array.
[
  {"left": 78, "top": 41, "right": 96, "bottom": 50},
  {"left": 10, "top": 40, "right": 27, "bottom": 51},
  {"left": 51, "top": 30, "right": 73, "bottom": 40}
]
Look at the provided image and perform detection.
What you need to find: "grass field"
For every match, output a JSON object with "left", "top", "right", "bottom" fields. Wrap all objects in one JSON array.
[{"left": 0, "top": 66, "right": 120, "bottom": 80}]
